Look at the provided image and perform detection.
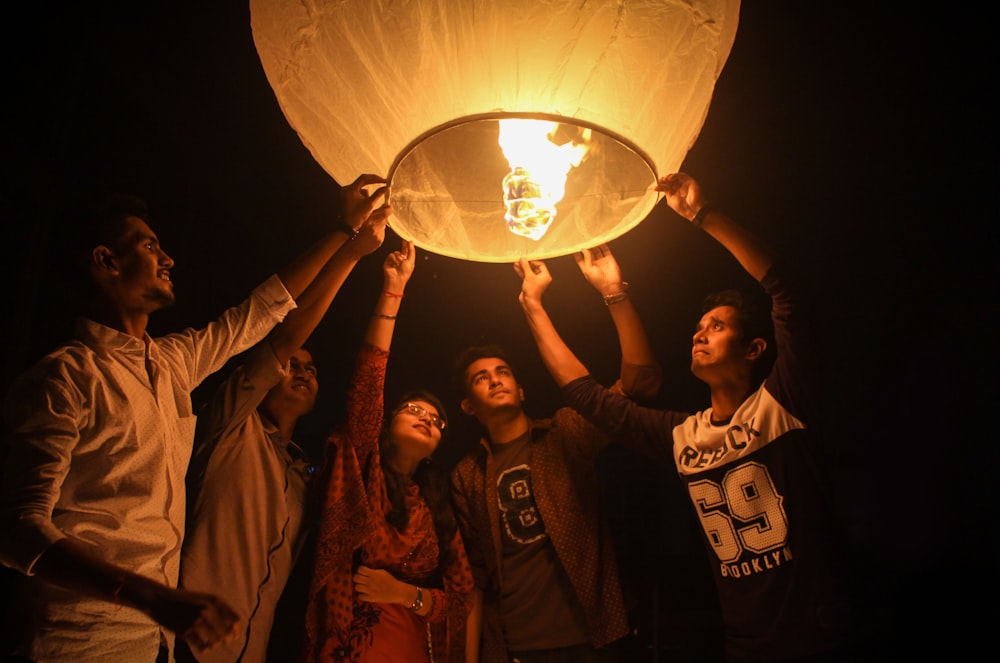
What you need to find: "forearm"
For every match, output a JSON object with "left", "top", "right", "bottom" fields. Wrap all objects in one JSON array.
[
  {"left": 696, "top": 207, "right": 775, "bottom": 282},
  {"left": 275, "top": 230, "right": 349, "bottom": 300},
  {"left": 32, "top": 538, "right": 164, "bottom": 613},
  {"left": 465, "top": 587, "right": 483, "bottom": 663},
  {"left": 606, "top": 297, "right": 658, "bottom": 368},
  {"left": 519, "top": 295, "right": 588, "bottom": 387},
  {"left": 364, "top": 291, "right": 403, "bottom": 352},
  {"left": 269, "top": 247, "right": 361, "bottom": 362}
]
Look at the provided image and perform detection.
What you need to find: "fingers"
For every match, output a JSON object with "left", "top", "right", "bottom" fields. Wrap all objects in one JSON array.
[
  {"left": 348, "top": 173, "right": 388, "bottom": 191},
  {"left": 365, "top": 184, "right": 389, "bottom": 206},
  {"left": 183, "top": 596, "right": 240, "bottom": 653},
  {"left": 385, "top": 238, "right": 415, "bottom": 271},
  {"left": 521, "top": 259, "right": 547, "bottom": 279},
  {"left": 399, "top": 239, "right": 414, "bottom": 261},
  {"left": 577, "top": 243, "right": 611, "bottom": 269},
  {"left": 513, "top": 258, "right": 526, "bottom": 279},
  {"left": 353, "top": 565, "right": 371, "bottom": 587},
  {"left": 360, "top": 187, "right": 391, "bottom": 219}
]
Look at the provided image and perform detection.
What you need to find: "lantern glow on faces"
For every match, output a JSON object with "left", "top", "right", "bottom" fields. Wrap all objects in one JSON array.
[{"left": 250, "top": 1, "right": 740, "bottom": 262}]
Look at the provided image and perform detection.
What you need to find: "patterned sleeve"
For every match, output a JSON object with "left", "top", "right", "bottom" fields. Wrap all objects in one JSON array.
[
  {"left": 449, "top": 460, "right": 489, "bottom": 591},
  {"left": 426, "top": 528, "right": 474, "bottom": 661},
  {"left": 761, "top": 262, "right": 820, "bottom": 425},
  {"left": 345, "top": 344, "right": 389, "bottom": 471},
  {"left": 301, "top": 344, "right": 389, "bottom": 659}
]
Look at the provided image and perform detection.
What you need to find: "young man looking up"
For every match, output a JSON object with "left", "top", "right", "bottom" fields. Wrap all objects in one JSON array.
[
  {"left": 449, "top": 245, "right": 661, "bottom": 663},
  {"left": 517, "top": 172, "right": 868, "bottom": 663}
]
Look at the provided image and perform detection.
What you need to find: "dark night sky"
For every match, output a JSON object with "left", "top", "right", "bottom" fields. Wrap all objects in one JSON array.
[{"left": 1, "top": 1, "right": 993, "bottom": 656}]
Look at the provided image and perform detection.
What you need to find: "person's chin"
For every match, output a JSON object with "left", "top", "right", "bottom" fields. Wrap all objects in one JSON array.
[
  {"left": 150, "top": 290, "right": 176, "bottom": 309},
  {"left": 489, "top": 398, "right": 521, "bottom": 413}
]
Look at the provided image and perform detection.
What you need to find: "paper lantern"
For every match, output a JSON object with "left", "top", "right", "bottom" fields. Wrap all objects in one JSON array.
[{"left": 250, "top": 0, "right": 739, "bottom": 262}]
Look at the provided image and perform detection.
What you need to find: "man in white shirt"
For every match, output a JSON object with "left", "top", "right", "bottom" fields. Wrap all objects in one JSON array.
[
  {"left": 0, "top": 176, "right": 390, "bottom": 663},
  {"left": 178, "top": 176, "right": 390, "bottom": 663}
]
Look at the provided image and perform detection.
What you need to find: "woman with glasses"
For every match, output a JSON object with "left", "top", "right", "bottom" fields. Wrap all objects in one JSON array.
[{"left": 300, "top": 239, "right": 474, "bottom": 663}]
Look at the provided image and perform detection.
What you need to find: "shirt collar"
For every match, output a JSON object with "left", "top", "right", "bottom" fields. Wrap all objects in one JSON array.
[{"left": 75, "top": 317, "right": 149, "bottom": 355}]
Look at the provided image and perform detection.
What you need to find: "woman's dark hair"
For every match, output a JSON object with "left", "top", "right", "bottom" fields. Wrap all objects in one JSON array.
[{"left": 380, "top": 389, "right": 457, "bottom": 575}]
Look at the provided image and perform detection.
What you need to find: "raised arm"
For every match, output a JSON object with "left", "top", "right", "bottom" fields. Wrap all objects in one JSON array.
[
  {"left": 275, "top": 174, "right": 390, "bottom": 300},
  {"left": 515, "top": 257, "right": 589, "bottom": 387},
  {"left": 657, "top": 172, "right": 775, "bottom": 281},
  {"left": 573, "top": 244, "right": 656, "bottom": 368},
  {"left": 574, "top": 243, "right": 661, "bottom": 398},
  {"left": 267, "top": 203, "right": 388, "bottom": 364},
  {"left": 364, "top": 239, "right": 416, "bottom": 353}
]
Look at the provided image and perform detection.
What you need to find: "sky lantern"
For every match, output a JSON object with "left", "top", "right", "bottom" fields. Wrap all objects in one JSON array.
[{"left": 250, "top": 0, "right": 740, "bottom": 263}]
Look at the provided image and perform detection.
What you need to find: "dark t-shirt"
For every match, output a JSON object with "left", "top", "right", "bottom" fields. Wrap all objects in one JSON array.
[
  {"left": 562, "top": 264, "right": 864, "bottom": 661},
  {"left": 491, "top": 431, "right": 589, "bottom": 650}
]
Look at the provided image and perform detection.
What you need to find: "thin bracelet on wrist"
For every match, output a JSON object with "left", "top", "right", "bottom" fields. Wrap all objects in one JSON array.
[
  {"left": 334, "top": 220, "right": 358, "bottom": 239},
  {"left": 602, "top": 281, "right": 630, "bottom": 306}
]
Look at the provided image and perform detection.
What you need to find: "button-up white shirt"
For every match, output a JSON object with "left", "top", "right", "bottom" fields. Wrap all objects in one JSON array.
[{"left": 0, "top": 275, "right": 294, "bottom": 662}]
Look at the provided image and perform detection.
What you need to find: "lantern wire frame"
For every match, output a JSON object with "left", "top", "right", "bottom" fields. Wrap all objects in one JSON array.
[
  {"left": 249, "top": 0, "right": 741, "bottom": 262},
  {"left": 387, "top": 112, "right": 659, "bottom": 263}
]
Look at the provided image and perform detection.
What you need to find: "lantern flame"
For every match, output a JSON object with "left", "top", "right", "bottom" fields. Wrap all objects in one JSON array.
[{"left": 498, "top": 119, "right": 591, "bottom": 240}]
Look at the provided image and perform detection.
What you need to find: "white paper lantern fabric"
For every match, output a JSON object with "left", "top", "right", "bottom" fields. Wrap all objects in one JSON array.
[{"left": 251, "top": 0, "right": 740, "bottom": 262}]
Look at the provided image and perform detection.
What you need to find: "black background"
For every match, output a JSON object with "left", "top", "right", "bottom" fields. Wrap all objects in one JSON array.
[{"left": 2, "top": 2, "right": 993, "bottom": 659}]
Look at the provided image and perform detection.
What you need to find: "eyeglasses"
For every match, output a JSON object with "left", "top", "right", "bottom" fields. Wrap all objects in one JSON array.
[{"left": 401, "top": 402, "right": 446, "bottom": 431}]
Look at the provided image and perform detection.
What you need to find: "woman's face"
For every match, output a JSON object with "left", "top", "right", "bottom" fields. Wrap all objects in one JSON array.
[{"left": 388, "top": 399, "right": 445, "bottom": 461}]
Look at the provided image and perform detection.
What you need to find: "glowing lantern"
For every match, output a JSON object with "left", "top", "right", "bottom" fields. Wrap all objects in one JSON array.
[{"left": 250, "top": 0, "right": 740, "bottom": 262}]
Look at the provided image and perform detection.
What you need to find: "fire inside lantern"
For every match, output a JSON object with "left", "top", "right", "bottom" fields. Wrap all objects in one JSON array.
[{"left": 499, "top": 119, "right": 591, "bottom": 241}]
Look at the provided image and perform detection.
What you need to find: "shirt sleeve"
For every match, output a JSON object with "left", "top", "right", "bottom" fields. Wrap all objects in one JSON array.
[
  {"left": 425, "top": 528, "right": 474, "bottom": 624},
  {"left": 613, "top": 360, "right": 663, "bottom": 401},
  {"left": 448, "top": 462, "right": 489, "bottom": 591},
  {"left": 187, "top": 341, "right": 286, "bottom": 487},
  {"left": 760, "top": 262, "right": 820, "bottom": 426},
  {"left": 0, "top": 360, "right": 78, "bottom": 573},
  {"left": 345, "top": 344, "right": 389, "bottom": 473},
  {"left": 561, "top": 375, "right": 686, "bottom": 469},
  {"left": 425, "top": 528, "right": 475, "bottom": 660},
  {"left": 155, "top": 274, "right": 295, "bottom": 392}
]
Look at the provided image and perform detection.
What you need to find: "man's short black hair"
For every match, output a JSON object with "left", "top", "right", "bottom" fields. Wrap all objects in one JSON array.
[
  {"left": 452, "top": 344, "right": 516, "bottom": 397},
  {"left": 701, "top": 288, "right": 776, "bottom": 383},
  {"left": 57, "top": 192, "right": 153, "bottom": 271}
]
